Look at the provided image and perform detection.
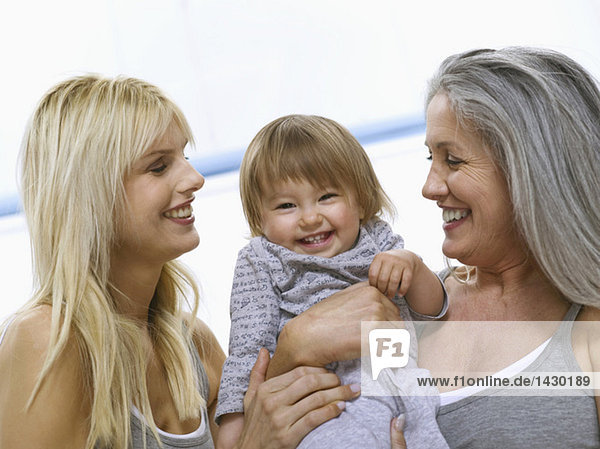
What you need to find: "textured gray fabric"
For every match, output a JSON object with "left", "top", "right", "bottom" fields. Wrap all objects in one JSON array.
[
  {"left": 296, "top": 356, "right": 449, "bottom": 449},
  {"left": 217, "top": 218, "right": 448, "bottom": 448},
  {"left": 436, "top": 269, "right": 600, "bottom": 448}
]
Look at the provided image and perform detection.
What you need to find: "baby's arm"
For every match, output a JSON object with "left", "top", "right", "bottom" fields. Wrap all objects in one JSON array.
[
  {"left": 217, "top": 413, "right": 244, "bottom": 449},
  {"left": 369, "top": 249, "right": 445, "bottom": 317},
  {"left": 216, "top": 243, "right": 281, "bottom": 447}
]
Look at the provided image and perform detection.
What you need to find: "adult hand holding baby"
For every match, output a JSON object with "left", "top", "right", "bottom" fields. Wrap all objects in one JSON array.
[
  {"left": 268, "top": 282, "right": 402, "bottom": 378},
  {"left": 234, "top": 348, "right": 360, "bottom": 449}
]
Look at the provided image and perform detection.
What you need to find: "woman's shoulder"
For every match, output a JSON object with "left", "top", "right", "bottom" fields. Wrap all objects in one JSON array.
[
  {"left": 1, "top": 305, "right": 54, "bottom": 357},
  {"left": 0, "top": 305, "right": 90, "bottom": 446},
  {"left": 572, "top": 304, "right": 600, "bottom": 373},
  {"left": 576, "top": 304, "right": 600, "bottom": 321},
  {"left": 184, "top": 314, "right": 226, "bottom": 399},
  {"left": 0, "top": 304, "right": 86, "bottom": 386},
  {"left": 184, "top": 313, "right": 224, "bottom": 353},
  {"left": 187, "top": 315, "right": 226, "bottom": 358}
]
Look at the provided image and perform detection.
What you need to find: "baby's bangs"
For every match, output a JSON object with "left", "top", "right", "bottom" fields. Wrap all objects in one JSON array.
[{"left": 259, "top": 142, "right": 352, "bottom": 192}]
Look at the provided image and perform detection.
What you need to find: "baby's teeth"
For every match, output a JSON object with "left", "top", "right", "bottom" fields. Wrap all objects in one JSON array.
[{"left": 304, "top": 233, "right": 326, "bottom": 243}]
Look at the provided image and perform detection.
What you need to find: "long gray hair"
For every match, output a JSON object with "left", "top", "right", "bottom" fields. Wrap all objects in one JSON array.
[{"left": 427, "top": 47, "right": 600, "bottom": 307}]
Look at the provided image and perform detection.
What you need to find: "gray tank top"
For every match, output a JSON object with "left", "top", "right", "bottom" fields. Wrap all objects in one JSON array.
[
  {"left": 436, "top": 271, "right": 599, "bottom": 448},
  {"left": 129, "top": 343, "right": 215, "bottom": 449}
]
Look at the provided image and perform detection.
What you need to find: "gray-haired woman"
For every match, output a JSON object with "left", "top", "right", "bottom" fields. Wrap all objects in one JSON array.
[{"left": 273, "top": 47, "right": 600, "bottom": 448}]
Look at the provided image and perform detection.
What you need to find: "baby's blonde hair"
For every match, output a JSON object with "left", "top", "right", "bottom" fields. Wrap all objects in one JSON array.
[{"left": 240, "top": 114, "right": 395, "bottom": 236}]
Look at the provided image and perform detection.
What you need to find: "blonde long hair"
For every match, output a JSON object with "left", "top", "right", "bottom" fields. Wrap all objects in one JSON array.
[{"left": 16, "top": 75, "right": 204, "bottom": 448}]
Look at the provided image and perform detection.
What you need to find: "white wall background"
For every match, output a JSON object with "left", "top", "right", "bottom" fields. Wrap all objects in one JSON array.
[{"left": 1, "top": 0, "right": 600, "bottom": 350}]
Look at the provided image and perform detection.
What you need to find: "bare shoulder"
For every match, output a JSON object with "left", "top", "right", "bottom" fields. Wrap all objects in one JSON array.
[
  {"left": 0, "top": 305, "right": 55, "bottom": 364},
  {"left": 0, "top": 305, "right": 90, "bottom": 448},
  {"left": 578, "top": 306, "right": 600, "bottom": 350},
  {"left": 183, "top": 313, "right": 225, "bottom": 358},
  {"left": 573, "top": 305, "right": 600, "bottom": 373},
  {"left": 577, "top": 304, "right": 600, "bottom": 322}
]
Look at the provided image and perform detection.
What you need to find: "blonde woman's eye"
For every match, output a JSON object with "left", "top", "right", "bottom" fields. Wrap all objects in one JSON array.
[{"left": 150, "top": 163, "right": 167, "bottom": 173}]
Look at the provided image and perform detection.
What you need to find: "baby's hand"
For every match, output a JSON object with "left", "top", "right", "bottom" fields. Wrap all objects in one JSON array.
[{"left": 368, "top": 249, "right": 420, "bottom": 299}]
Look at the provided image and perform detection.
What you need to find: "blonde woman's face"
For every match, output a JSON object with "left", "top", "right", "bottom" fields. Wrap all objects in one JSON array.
[
  {"left": 260, "top": 178, "right": 363, "bottom": 258},
  {"left": 422, "top": 94, "right": 525, "bottom": 269},
  {"left": 115, "top": 122, "right": 205, "bottom": 266}
]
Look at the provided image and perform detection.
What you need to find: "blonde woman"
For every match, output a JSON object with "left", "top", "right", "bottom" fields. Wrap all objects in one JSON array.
[{"left": 0, "top": 75, "right": 361, "bottom": 449}]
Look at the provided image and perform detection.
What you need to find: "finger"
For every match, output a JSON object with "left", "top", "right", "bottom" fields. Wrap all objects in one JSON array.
[
  {"left": 263, "top": 365, "right": 331, "bottom": 395},
  {"left": 376, "top": 263, "right": 393, "bottom": 295},
  {"left": 369, "top": 257, "right": 382, "bottom": 287},
  {"left": 289, "top": 384, "right": 358, "bottom": 442},
  {"left": 274, "top": 371, "right": 343, "bottom": 407},
  {"left": 345, "top": 280, "right": 370, "bottom": 289},
  {"left": 390, "top": 415, "right": 407, "bottom": 449},
  {"left": 386, "top": 266, "right": 403, "bottom": 299},
  {"left": 294, "top": 401, "right": 347, "bottom": 437},
  {"left": 276, "top": 400, "right": 346, "bottom": 448},
  {"left": 397, "top": 269, "right": 413, "bottom": 297},
  {"left": 290, "top": 382, "right": 360, "bottom": 423},
  {"left": 245, "top": 348, "right": 270, "bottom": 406}
]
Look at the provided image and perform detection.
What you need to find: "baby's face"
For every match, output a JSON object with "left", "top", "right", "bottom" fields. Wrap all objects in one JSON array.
[{"left": 259, "top": 178, "right": 363, "bottom": 258}]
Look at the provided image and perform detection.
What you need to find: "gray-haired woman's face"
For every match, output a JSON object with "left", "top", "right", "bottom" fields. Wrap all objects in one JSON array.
[{"left": 422, "top": 94, "right": 525, "bottom": 269}]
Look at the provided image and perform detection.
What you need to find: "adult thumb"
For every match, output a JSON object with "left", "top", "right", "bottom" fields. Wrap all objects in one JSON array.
[
  {"left": 245, "top": 348, "right": 270, "bottom": 406},
  {"left": 390, "top": 414, "right": 407, "bottom": 449}
]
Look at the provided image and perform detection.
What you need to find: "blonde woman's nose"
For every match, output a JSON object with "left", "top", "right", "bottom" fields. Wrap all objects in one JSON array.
[{"left": 180, "top": 162, "right": 205, "bottom": 194}]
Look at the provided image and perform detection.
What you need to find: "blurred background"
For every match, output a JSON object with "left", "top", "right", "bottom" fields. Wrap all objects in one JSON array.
[{"left": 1, "top": 0, "right": 600, "bottom": 350}]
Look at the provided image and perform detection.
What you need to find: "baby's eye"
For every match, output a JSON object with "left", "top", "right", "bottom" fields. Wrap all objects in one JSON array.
[
  {"left": 319, "top": 193, "right": 338, "bottom": 201},
  {"left": 276, "top": 203, "right": 295, "bottom": 210}
]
